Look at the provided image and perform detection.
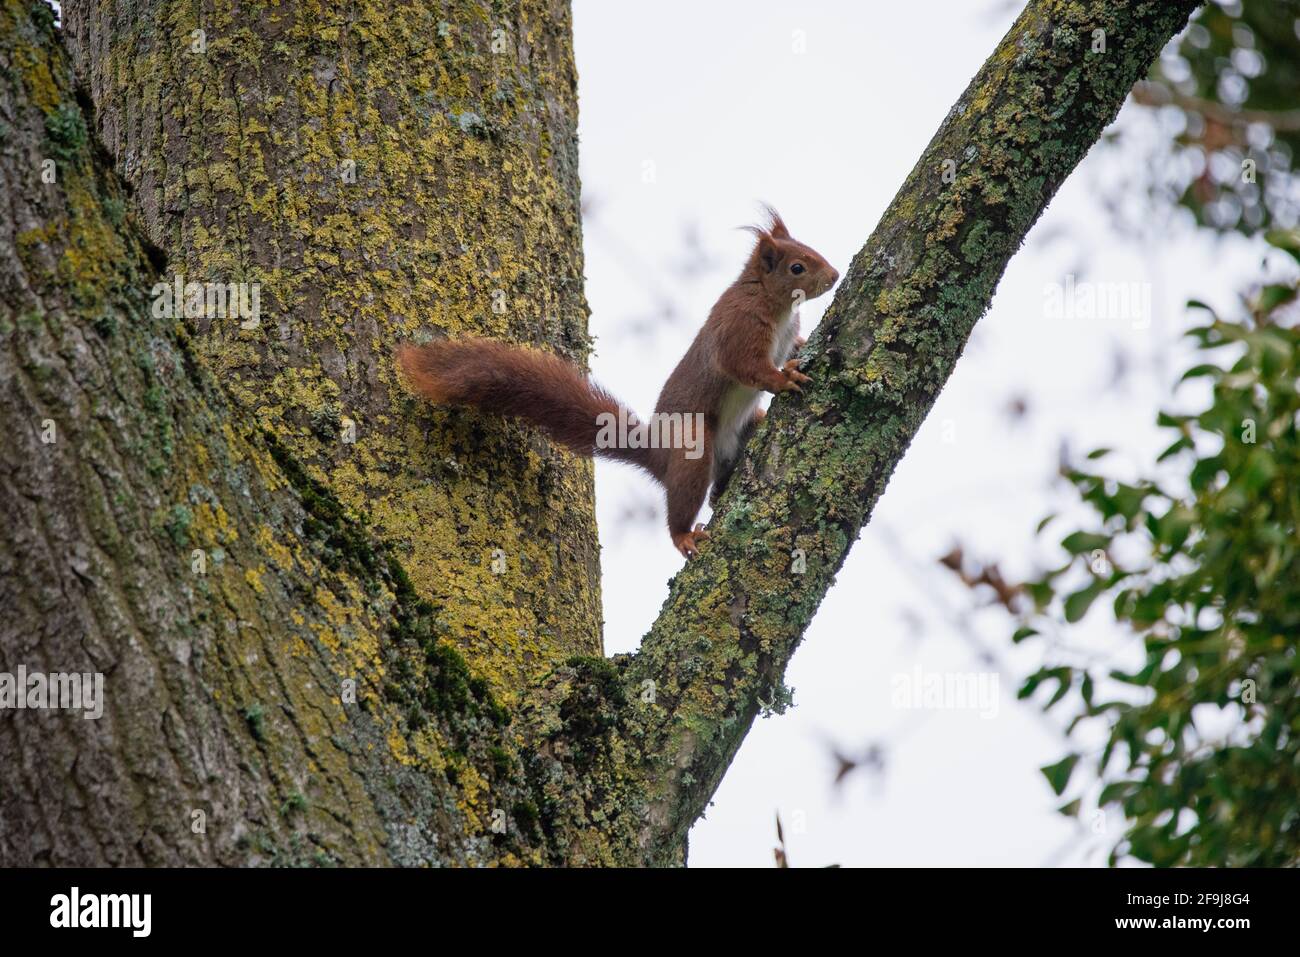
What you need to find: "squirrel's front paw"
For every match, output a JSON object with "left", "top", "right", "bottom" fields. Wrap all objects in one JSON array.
[{"left": 781, "top": 358, "right": 812, "bottom": 390}]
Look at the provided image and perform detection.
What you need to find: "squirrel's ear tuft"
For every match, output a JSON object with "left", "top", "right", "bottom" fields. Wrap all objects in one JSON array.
[
  {"left": 741, "top": 221, "right": 781, "bottom": 271},
  {"left": 761, "top": 203, "right": 790, "bottom": 239},
  {"left": 756, "top": 232, "right": 781, "bottom": 272}
]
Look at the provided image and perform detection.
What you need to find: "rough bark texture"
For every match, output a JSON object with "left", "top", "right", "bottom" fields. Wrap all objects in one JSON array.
[
  {"left": 61, "top": 0, "right": 603, "bottom": 700},
  {"left": 1, "top": 0, "right": 555, "bottom": 866},
  {"left": 0, "top": 0, "right": 1199, "bottom": 867}
]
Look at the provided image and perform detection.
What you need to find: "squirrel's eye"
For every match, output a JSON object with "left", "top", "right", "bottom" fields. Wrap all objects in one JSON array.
[{"left": 790, "top": 263, "right": 805, "bottom": 275}]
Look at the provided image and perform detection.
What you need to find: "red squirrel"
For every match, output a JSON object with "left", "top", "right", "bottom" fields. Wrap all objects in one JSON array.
[{"left": 397, "top": 209, "right": 839, "bottom": 558}]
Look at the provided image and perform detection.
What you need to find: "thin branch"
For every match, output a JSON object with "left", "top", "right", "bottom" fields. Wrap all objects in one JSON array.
[{"left": 1132, "top": 79, "right": 1300, "bottom": 133}]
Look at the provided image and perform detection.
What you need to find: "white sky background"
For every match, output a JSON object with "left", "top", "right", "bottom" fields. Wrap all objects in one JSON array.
[{"left": 572, "top": 0, "right": 1289, "bottom": 866}]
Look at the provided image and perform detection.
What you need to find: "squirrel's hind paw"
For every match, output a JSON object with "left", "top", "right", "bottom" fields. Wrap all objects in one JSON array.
[{"left": 672, "top": 524, "right": 711, "bottom": 559}]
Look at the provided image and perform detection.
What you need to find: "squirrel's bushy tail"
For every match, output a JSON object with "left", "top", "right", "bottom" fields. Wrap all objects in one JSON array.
[{"left": 397, "top": 339, "right": 666, "bottom": 481}]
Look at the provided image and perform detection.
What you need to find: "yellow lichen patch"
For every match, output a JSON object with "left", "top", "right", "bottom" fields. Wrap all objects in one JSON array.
[
  {"left": 254, "top": 524, "right": 295, "bottom": 572},
  {"left": 307, "top": 579, "right": 388, "bottom": 696},
  {"left": 386, "top": 723, "right": 417, "bottom": 767},
  {"left": 453, "top": 763, "right": 490, "bottom": 827},
  {"left": 190, "top": 501, "right": 237, "bottom": 547},
  {"left": 76, "top": 0, "right": 606, "bottom": 702},
  {"left": 243, "top": 565, "right": 267, "bottom": 594},
  {"left": 403, "top": 725, "right": 450, "bottom": 775}
]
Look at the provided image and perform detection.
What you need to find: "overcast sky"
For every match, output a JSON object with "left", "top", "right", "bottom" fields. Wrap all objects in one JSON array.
[{"left": 571, "top": 0, "right": 1284, "bottom": 866}]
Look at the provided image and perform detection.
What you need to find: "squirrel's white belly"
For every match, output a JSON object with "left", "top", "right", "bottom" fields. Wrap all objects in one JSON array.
[
  {"left": 714, "top": 306, "right": 797, "bottom": 468},
  {"left": 714, "top": 384, "right": 760, "bottom": 466}
]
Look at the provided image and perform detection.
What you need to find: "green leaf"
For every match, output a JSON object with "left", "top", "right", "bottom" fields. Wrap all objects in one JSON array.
[
  {"left": 1045, "top": 673, "right": 1073, "bottom": 710},
  {"left": 1098, "top": 781, "right": 1133, "bottom": 806},
  {"left": 1156, "top": 506, "right": 1195, "bottom": 548},
  {"left": 1041, "top": 754, "right": 1080, "bottom": 796},
  {"left": 1254, "top": 284, "right": 1297, "bottom": 316},
  {"left": 1018, "top": 670, "right": 1045, "bottom": 700},
  {"left": 1264, "top": 228, "right": 1300, "bottom": 264},
  {"left": 1064, "top": 580, "right": 1105, "bottom": 623},
  {"left": 1188, "top": 457, "right": 1224, "bottom": 494},
  {"left": 1025, "top": 580, "right": 1055, "bottom": 610},
  {"left": 1156, "top": 436, "right": 1192, "bottom": 462},
  {"left": 1157, "top": 410, "right": 1189, "bottom": 428},
  {"left": 1178, "top": 363, "right": 1221, "bottom": 382},
  {"left": 1240, "top": 448, "right": 1277, "bottom": 493},
  {"left": 1110, "top": 483, "right": 1148, "bottom": 520},
  {"left": 1061, "top": 531, "right": 1109, "bottom": 554}
]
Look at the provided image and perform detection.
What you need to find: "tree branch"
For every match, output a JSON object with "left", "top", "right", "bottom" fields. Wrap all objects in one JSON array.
[
  {"left": 616, "top": 0, "right": 1203, "bottom": 862},
  {"left": 1132, "top": 79, "right": 1300, "bottom": 133}
]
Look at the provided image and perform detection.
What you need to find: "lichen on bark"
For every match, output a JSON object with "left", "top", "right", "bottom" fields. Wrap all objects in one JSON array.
[
  {"left": 62, "top": 0, "right": 604, "bottom": 700},
  {"left": 1, "top": 0, "right": 549, "bottom": 865}
]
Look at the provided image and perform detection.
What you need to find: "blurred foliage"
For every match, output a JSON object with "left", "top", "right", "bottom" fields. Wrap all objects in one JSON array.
[
  {"left": 1135, "top": 0, "right": 1300, "bottom": 234},
  {"left": 1017, "top": 229, "right": 1300, "bottom": 866}
]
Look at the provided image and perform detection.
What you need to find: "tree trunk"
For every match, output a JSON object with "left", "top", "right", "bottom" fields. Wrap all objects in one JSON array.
[
  {"left": 61, "top": 0, "right": 604, "bottom": 700},
  {"left": 0, "top": 0, "right": 1200, "bottom": 866}
]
